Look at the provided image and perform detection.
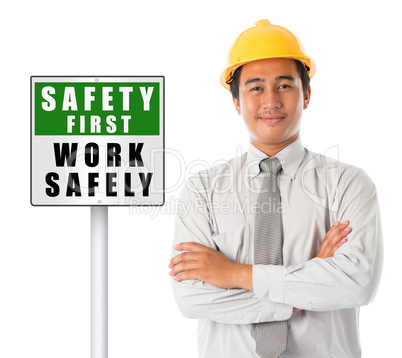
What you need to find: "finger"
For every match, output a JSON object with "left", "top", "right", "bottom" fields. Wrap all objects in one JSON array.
[
  {"left": 325, "top": 221, "right": 350, "bottom": 245},
  {"left": 173, "top": 242, "right": 211, "bottom": 253},
  {"left": 169, "top": 260, "right": 203, "bottom": 277},
  {"left": 173, "top": 270, "right": 200, "bottom": 282},
  {"left": 168, "top": 251, "right": 205, "bottom": 268},
  {"left": 338, "top": 220, "right": 350, "bottom": 232},
  {"left": 323, "top": 235, "right": 348, "bottom": 258},
  {"left": 330, "top": 237, "right": 348, "bottom": 256},
  {"left": 330, "top": 220, "right": 349, "bottom": 233},
  {"left": 321, "top": 221, "right": 342, "bottom": 248},
  {"left": 328, "top": 225, "right": 351, "bottom": 246},
  {"left": 329, "top": 221, "right": 349, "bottom": 235},
  {"left": 318, "top": 221, "right": 350, "bottom": 257}
]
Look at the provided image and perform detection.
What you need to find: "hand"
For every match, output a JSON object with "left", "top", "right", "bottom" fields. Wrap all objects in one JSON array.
[
  {"left": 315, "top": 221, "right": 351, "bottom": 259},
  {"left": 293, "top": 220, "right": 351, "bottom": 313},
  {"left": 168, "top": 242, "right": 253, "bottom": 290}
]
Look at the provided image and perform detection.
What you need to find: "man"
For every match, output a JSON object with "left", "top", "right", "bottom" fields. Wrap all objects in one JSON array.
[{"left": 168, "top": 19, "right": 383, "bottom": 358}]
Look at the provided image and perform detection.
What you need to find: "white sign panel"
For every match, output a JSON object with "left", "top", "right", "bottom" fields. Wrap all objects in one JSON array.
[{"left": 31, "top": 76, "right": 164, "bottom": 206}]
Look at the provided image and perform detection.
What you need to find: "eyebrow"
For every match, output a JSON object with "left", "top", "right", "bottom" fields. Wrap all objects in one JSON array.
[
  {"left": 244, "top": 77, "right": 265, "bottom": 85},
  {"left": 275, "top": 75, "right": 296, "bottom": 82},
  {"left": 244, "top": 75, "right": 296, "bottom": 85}
]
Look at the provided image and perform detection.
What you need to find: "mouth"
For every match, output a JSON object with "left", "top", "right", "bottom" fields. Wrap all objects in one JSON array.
[{"left": 258, "top": 115, "right": 285, "bottom": 125}]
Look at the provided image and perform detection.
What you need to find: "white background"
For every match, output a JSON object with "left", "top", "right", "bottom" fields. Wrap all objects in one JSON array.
[{"left": 0, "top": 1, "right": 400, "bottom": 357}]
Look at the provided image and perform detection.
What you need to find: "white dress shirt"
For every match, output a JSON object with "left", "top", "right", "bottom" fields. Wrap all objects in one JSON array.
[{"left": 171, "top": 136, "right": 383, "bottom": 358}]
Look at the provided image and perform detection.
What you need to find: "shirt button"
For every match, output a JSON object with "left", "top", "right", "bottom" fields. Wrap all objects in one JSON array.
[
  {"left": 290, "top": 172, "right": 295, "bottom": 178},
  {"left": 269, "top": 291, "right": 275, "bottom": 299},
  {"left": 273, "top": 313, "right": 280, "bottom": 320}
]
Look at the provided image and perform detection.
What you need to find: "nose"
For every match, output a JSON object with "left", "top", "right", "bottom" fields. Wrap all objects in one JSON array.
[{"left": 261, "top": 88, "right": 282, "bottom": 110}]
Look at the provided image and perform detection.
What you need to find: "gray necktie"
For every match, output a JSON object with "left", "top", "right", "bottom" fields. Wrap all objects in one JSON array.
[{"left": 251, "top": 157, "right": 287, "bottom": 358}]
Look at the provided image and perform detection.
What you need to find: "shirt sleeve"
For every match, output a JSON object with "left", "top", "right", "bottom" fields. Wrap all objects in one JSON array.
[
  {"left": 253, "top": 167, "right": 384, "bottom": 311},
  {"left": 171, "top": 175, "right": 293, "bottom": 324}
]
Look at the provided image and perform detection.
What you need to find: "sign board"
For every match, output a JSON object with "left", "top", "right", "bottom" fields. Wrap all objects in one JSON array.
[{"left": 31, "top": 76, "right": 164, "bottom": 206}]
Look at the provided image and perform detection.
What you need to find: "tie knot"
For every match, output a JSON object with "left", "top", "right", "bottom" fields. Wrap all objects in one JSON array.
[{"left": 259, "top": 157, "right": 282, "bottom": 174}]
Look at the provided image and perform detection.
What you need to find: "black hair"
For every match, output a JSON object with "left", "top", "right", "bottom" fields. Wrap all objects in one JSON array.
[{"left": 229, "top": 60, "right": 310, "bottom": 100}]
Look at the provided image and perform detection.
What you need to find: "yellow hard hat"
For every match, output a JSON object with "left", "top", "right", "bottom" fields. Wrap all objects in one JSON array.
[{"left": 220, "top": 19, "right": 316, "bottom": 90}]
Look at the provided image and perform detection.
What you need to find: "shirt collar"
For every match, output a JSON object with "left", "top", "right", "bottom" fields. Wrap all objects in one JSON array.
[{"left": 247, "top": 136, "right": 306, "bottom": 180}]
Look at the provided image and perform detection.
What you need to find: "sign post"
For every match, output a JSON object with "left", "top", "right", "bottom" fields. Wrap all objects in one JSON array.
[
  {"left": 31, "top": 76, "right": 165, "bottom": 357},
  {"left": 91, "top": 206, "right": 108, "bottom": 358}
]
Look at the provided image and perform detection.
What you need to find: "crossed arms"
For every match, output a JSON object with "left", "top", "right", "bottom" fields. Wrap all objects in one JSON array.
[
  {"left": 169, "top": 169, "right": 383, "bottom": 323},
  {"left": 169, "top": 221, "right": 350, "bottom": 296}
]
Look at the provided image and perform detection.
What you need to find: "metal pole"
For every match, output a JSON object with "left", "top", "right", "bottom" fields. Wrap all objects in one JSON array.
[{"left": 91, "top": 206, "right": 108, "bottom": 358}]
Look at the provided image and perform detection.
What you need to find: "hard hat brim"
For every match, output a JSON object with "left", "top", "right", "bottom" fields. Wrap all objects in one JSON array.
[{"left": 220, "top": 56, "right": 316, "bottom": 91}]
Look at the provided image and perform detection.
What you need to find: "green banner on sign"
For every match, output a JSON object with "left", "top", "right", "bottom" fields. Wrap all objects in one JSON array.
[{"left": 34, "top": 82, "right": 160, "bottom": 135}]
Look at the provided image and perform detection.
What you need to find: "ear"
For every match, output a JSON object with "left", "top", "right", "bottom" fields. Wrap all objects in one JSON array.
[
  {"left": 303, "top": 86, "right": 311, "bottom": 109},
  {"left": 232, "top": 96, "right": 241, "bottom": 115}
]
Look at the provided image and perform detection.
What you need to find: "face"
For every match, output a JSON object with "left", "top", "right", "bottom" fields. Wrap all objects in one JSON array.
[{"left": 233, "top": 58, "right": 311, "bottom": 154}]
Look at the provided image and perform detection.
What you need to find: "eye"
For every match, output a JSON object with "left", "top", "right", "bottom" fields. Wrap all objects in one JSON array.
[
  {"left": 250, "top": 86, "right": 263, "bottom": 92},
  {"left": 278, "top": 84, "right": 291, "bottom": 89}
]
